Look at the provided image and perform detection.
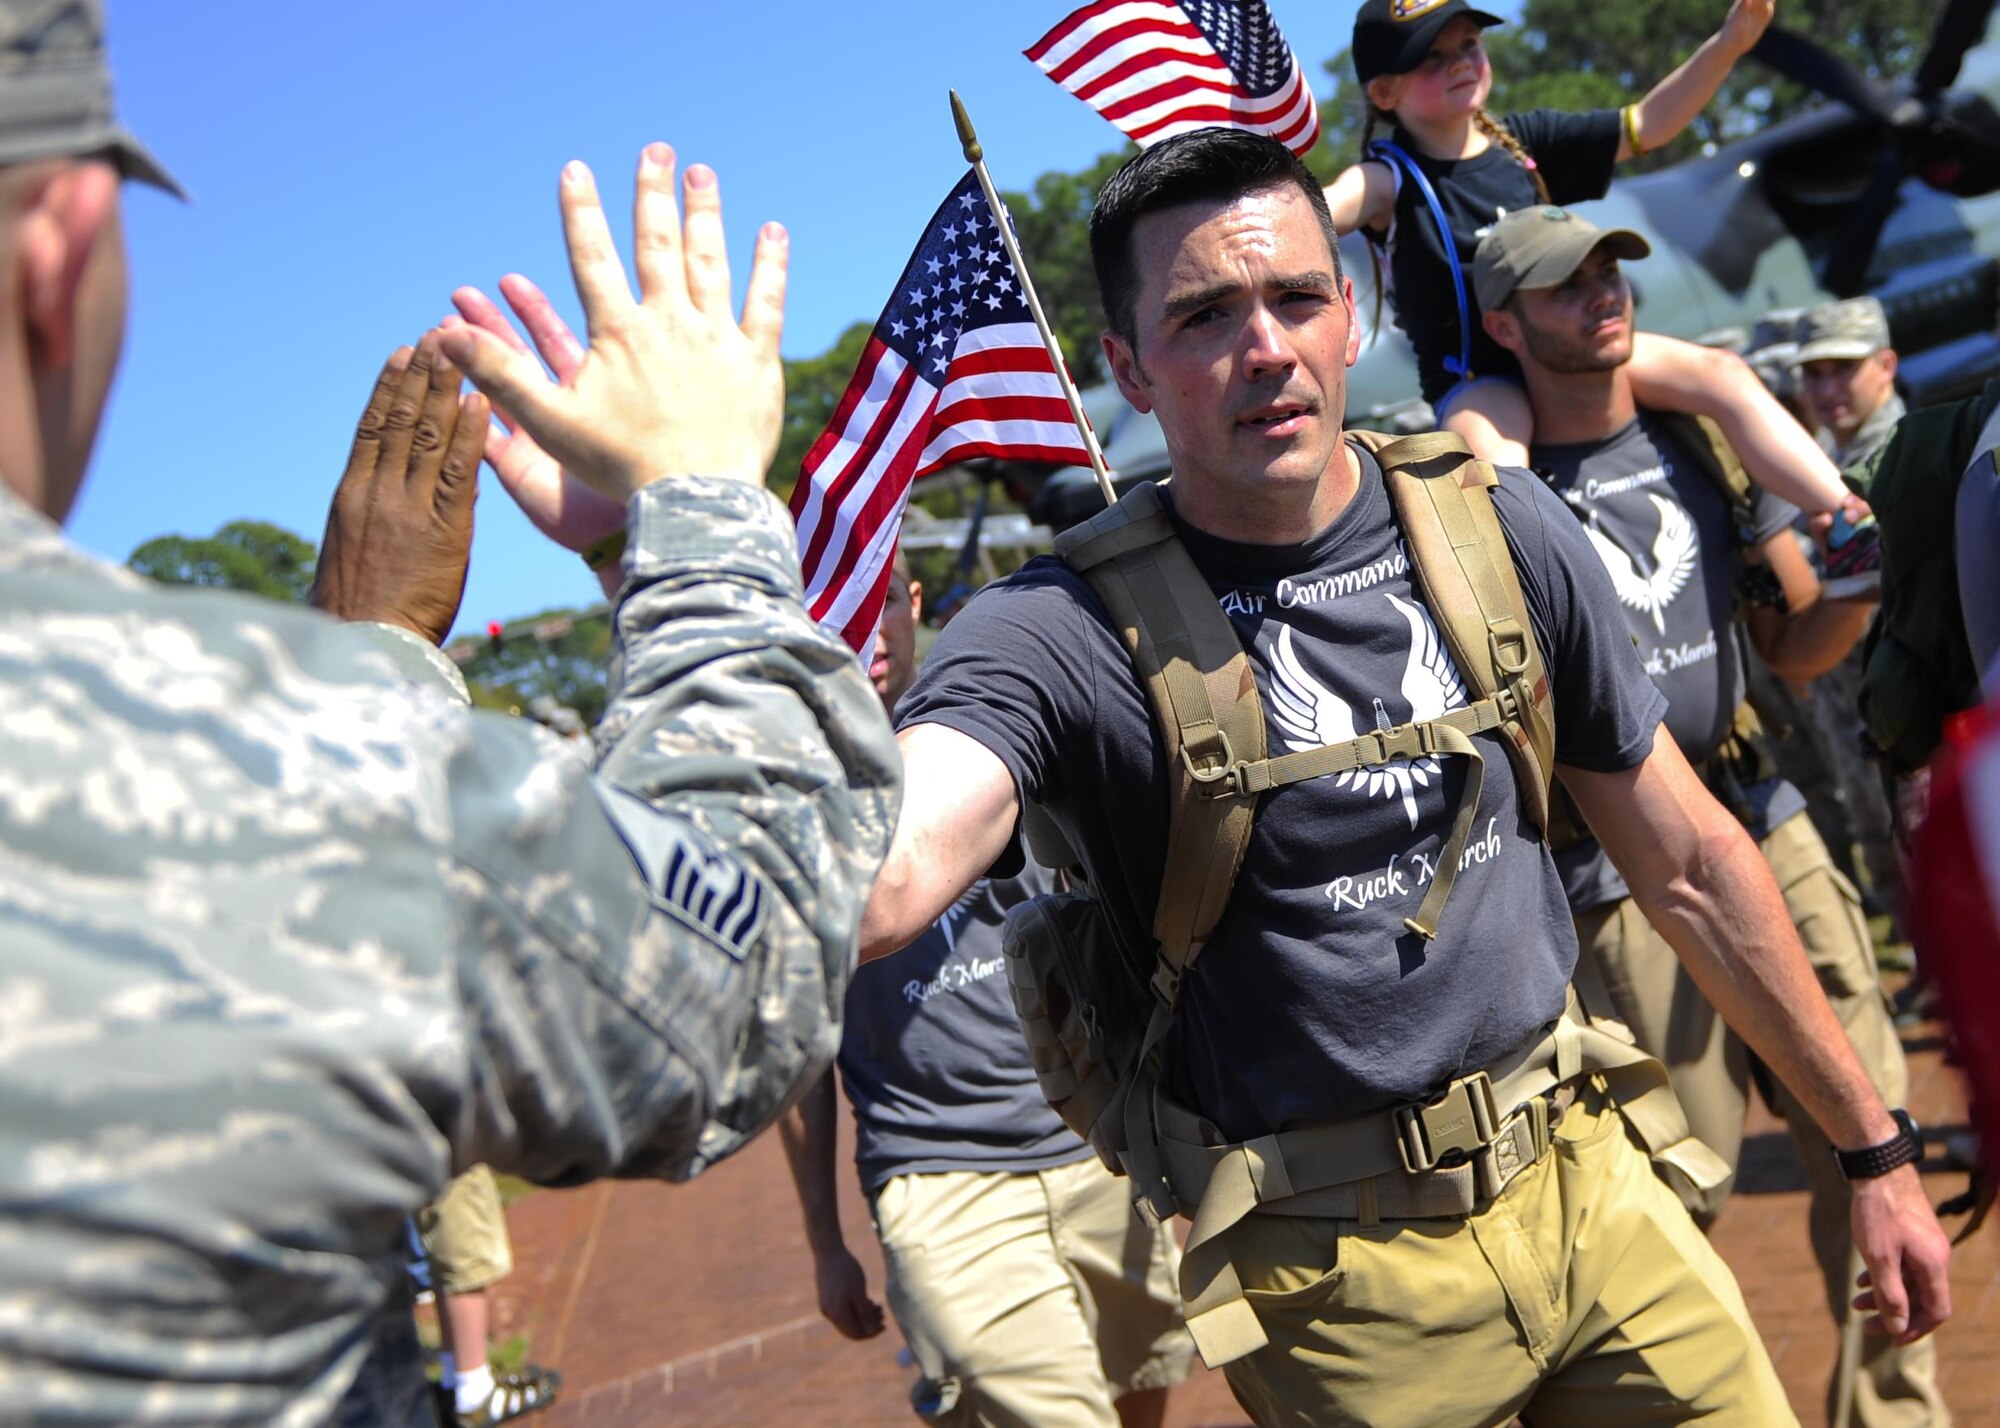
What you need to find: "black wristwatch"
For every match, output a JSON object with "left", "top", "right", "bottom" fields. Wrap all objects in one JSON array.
[{"left": 1833, "top": 1109, "right": 1922, "bottom": 1181}]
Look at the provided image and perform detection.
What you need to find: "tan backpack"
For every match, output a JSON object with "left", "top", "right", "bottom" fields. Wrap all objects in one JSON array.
[{"left": 1002, "top": 430, "right": 1558, "bottom": 1220}]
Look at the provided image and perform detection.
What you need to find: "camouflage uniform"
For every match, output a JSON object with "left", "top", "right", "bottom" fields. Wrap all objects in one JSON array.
[
  {"left": 1751, "top": 300, "right": 1905, "bottom": 913},
  {"left": 0, "top": 474, "right": 899, "bottom": 1424}
]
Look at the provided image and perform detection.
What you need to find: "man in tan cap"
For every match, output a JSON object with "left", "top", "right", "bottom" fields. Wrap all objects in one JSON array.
[
  {"left": 1477, "top": 204, "right": 1948, "bottom": 1428},
  {"left": 1798, "top": 296, "right": 1904, "bottom": 468}
]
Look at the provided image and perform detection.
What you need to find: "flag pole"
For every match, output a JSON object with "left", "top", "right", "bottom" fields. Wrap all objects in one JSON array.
[{"left": 950, "top": 89, "right": 1117, "bottom": 508}]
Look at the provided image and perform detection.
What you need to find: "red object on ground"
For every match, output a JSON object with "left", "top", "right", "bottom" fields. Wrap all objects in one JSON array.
[{"left": 1908, "top": 703, "right": 2000, "bottom": 1148}]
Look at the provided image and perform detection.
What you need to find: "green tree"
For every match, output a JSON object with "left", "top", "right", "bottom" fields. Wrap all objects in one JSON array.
[
  {"left": 454, "top": 606, "right": 613, "bottom": 727},
  {"left": 128, "top": 520, "right": 317, "bottom": 602},
  {"left": 1306, "top": 1, "right": 1937, "bottom": 181},
  {"left": 998, "top": 147, "right": 1135, "bottom": 387}
]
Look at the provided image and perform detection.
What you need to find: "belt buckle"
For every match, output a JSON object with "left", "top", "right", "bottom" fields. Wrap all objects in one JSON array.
[{"left": 1397, "top": 1071, "right": 1501, "bottom": 1174}]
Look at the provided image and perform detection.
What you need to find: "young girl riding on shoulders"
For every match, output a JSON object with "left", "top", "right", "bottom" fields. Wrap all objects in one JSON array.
[{"left": 1326, "top": 0, "right": 1866, "bottom": 526}]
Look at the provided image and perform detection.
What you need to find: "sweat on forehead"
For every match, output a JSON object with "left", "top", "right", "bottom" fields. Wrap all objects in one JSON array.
[{"left": 1090, "top": 128, "right": 1340, "bottom": 346}]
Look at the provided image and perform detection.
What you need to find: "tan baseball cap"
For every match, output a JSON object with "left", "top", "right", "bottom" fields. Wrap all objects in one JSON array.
[
  {"left": 1472, "top": 205, "right": 1649, "bottom": 312},
  {"left": 1795, "top": 297, "right": 1890, "bottom": 363},
  {"left": 0, "top": 0, "right": 184, "bottom": 198}
]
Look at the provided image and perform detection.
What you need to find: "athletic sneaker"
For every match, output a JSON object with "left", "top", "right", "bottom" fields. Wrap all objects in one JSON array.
[
  {"left": 454, "top": 1364, "right": 561, "bottom": 1427},
  {"left": 1821, "top": 508, "right": 1883, "bottom": 600}
]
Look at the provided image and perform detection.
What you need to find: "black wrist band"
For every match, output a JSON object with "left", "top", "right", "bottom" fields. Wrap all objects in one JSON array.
[{"left": 1833, "top": 1108, "right": 1921, "bottom": 1180}]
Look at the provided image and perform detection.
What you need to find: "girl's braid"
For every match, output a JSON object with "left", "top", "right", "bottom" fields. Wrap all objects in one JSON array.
[{"left": 1474, "top": 108, "right": 1551, "bottom": 203}]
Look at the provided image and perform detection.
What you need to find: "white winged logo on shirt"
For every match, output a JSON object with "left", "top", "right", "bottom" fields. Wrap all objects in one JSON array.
[
  {"left": 1583, "top": 493, "right": 1698, "bottom": 635},
  {"left": 1268, "top": 593, "right": 1468, "bottom": 827}
]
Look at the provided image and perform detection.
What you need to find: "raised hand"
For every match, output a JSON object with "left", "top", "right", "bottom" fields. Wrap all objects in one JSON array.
[
  {"left": 437, "top": 144, "right": 788, "bottom": 499},
  {"left": 1719, "top": 0, "right": 1774, "bottom": 56},
  {"left": 309, "top": 334, "right": 488, "bottom": 645},
  {"left": 446, "top": 279, "right": 623, "bottom": 553}
]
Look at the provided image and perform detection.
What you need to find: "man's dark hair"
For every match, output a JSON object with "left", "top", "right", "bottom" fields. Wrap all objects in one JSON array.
[{"left": 1089, "top": 129, "right": 1341, "bottom": 350}]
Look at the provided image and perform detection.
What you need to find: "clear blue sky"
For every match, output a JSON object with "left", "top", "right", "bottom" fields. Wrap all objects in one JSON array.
[{"left": 81, "top": 1, "right": 1509, "bottom": 634}]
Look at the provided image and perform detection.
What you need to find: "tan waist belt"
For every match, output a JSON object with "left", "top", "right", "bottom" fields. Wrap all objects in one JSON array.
[{"left": 1155, "top": 991, "right": 1731, "bottom": 1369}]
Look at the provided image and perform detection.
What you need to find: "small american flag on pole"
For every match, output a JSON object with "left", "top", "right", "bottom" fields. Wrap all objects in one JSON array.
[
  {"left": 790, "top": 171, "right": 1093, "bottom": 653},
  {"left": 1027, "top": 0, "right": 1321, "bottom": 157}
]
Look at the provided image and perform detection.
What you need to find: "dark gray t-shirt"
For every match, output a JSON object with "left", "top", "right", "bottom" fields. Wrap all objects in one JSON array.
[
  {"left": 897, "top": 443, "right": 1666, "bottom": 1141},
  {"left": 1533, "top": 413, "right": 1807, "bottom": 910},
  {"left": 837, "top": 863, "right": 1089, "bottom": 1197}
]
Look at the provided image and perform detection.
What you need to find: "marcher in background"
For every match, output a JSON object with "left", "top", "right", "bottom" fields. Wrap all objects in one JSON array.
[
  {"left": 780, "top": 548, "right": 1191, "bottom": 1428},
  {"left": 1733, "top": 299, "right": 1902, "bottom": 924},
  {"left": 420, "top": 1168, "right": 560, "bottom": 1427},
  {"left": 1955, "top": 400, "right": 2000, "bottom": 695},
  {"left": 1320, "top": 0, "right": 1873, "bottom": 551},
  {"left": 0, "top": 4, "right": 898, "bottom": 1416},
  {"left": 861, "top": 127, "right": 1951, "bottom": 1427},
  {"left": 1743, "top": 307, "right": 1810, "bottom": 425},
  {"left": 1479, "top": 204, "right": 1947, "bottom": 1428},
  {"left": 1800, "top": 297, "right": 1907, "bottom": 469}
]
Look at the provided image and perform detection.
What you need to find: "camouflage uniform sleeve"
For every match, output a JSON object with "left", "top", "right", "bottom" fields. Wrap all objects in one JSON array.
[
  {"left": 444, "top": 476, "right": 900, "bottom": 1183},
  {"left": 348, "top": 620, "right": 474, "bottom": 704}
]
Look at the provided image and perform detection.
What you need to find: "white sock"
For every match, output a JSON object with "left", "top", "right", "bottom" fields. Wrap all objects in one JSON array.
[{"left": 454, "top": 1363, "right": 494, "bottom": 1415}]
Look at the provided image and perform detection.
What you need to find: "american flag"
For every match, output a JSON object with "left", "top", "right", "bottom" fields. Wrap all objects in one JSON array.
[
  {"left": 790, "top": 171, "right": 1093, "bottom": 653},
  {"left": 1027, "top": 0, "right": 1320, "bottom": 157}
]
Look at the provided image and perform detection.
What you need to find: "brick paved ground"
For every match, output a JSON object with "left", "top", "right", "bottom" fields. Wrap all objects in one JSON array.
[{"left": 493, "top": 1017, "right": 1996, "bottom": 1428}]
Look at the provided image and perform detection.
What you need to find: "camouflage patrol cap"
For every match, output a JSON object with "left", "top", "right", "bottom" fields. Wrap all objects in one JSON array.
[
  {"left": 1743, "top": 307, "right": 1806, "bottom": 400},
  {"left": 1472, "top": 205, "right": 1650, "bottom": 313},
  {"left": 1352, "top": 0, "right": 1504, "bottom": 85},
  {"left": 1795, "top": 296, "right": 1890, "bottom": 363},
  {"left": 0, "top": 0, "right": 184, "bottom": 198}
]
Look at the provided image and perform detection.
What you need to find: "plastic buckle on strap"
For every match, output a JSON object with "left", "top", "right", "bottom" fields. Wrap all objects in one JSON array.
[
  {"left": 1397, "top": 1071, "right": 1501, "bottom": 1174},
  {"left": 1366, "top": 723, "right": 1428, "bottom": 766},
  {"left": 1179, "top": 729, "right": 1247, "bottom": 800},
  {"left": 1134, "top": 1178, "right": 1175, "bottom": 1227}
]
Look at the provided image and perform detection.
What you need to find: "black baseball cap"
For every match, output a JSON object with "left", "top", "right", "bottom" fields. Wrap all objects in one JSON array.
[{"left": 1352, "top": 0, "right": 1505, "bottom": 86}]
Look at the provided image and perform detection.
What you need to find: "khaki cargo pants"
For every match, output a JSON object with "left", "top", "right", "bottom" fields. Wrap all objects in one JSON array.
[
  {"left": 1573, "top": 810, "right": 1947, "bottom": 1428},
  {"left": 1218, "top": 1081, "right": 1795, "bottom": 1427},
  {"left": 873, "top": 1157, "right": 1194, "bottom": 1427}
]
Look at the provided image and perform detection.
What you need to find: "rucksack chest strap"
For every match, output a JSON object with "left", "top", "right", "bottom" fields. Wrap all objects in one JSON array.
[{"left": 1207, "top": 695, "right": 1513, "bottom": 940}]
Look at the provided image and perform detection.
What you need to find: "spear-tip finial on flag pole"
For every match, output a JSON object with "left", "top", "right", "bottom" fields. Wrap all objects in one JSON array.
[{"left": 949, "top": 89, "right": 1117, "bottom": 509}]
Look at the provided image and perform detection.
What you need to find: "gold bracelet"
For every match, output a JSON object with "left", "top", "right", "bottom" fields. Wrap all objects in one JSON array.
[
  {"left": 581, "top": 528, "right": 629, "bottom": 573},
  {"left": 1622, "top": 103, "right": 1649, "bottom": 158}
]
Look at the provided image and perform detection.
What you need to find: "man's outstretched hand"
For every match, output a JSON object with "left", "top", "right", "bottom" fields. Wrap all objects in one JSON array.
[
  {"left": 446, "top": 277, "right": 624, "bottom": 555},
  {"left": 309, "top": 335, "right": 487, "bottom": 645},
  {"left": 437, "top": 144, "right": 788, "bottom": 499}
]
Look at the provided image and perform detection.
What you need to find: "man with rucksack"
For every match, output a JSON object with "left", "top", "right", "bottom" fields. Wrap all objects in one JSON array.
[
  {"left": 1474, "top": 204, "right": 1947, "bottom": 1427},
  {"left": 779, "top": 549, "right": 1192, "bottom": 1428},
  {"left": 858, "top": 128, "right": 1952, "bottom": 1426}
]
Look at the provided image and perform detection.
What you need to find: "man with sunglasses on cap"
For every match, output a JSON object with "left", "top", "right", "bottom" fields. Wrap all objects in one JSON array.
[
  {"left": 1476, "top": 204, "right": 1947, "bottom": 1427},
  {"left": 0, "top": 3, "right": 897, "bottom": 1423}
]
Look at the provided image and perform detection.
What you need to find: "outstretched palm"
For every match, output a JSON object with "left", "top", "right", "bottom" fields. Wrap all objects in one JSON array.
[{"left": 448, "top": 280, "right": 624, "bottom": 553}]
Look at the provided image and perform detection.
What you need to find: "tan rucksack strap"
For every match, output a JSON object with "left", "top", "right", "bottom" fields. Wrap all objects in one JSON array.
[
  {"left": 1056, "top": 483, "right": 1267, "bottom": 976},
  {"left": 1363, "top": 430, "right": 1558, "bottom": 835},
  {"left": 1651, "top": 410, "right": 1759, "bottom": 537}
]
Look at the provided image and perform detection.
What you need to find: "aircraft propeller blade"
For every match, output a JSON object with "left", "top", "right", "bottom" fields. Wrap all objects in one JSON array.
[
  {"left": 1822, "top": 149, "right": 1908, "bottom": 297},
  {"left": 1750, "top": 26, "right": 1894, "bottom": 124},
  {"left": 1913, "top": 0, "right": 1997, "bottom": 98}
]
